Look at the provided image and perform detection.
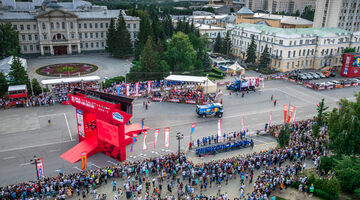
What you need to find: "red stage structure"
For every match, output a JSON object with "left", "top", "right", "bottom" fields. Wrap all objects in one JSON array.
[
  {"left": 61, "top": 89, "right": 149, "bottom": 163},
  {"left": 342, "top": 53, "right": 360, "bottom": 78}
]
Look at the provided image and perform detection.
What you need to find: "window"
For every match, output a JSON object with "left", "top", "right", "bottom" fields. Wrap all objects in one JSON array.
[
  {"left": 95, "top": 23, "right": 98, "bottom": 28},
  {"left": 27, "top": 24, "right": 30, "bottom": 30},
  {"left": 33, "top": 24, "right": 37, "bottom": 30},
  {"left": 51, "top": 22, "right": 54, "bottom": 29},
  {"left": 71, "top": 33, "right": 74, "bottom": 39},
  {"left": 286, "top": 63, "right": 289, "bottom": 69},
  {"left": 127, "top": 24, "right": 130, "bottom": 28},
  {"left": 96, "top": 42, "right": 99, "bottom": 47},
  {"left": 293, "top": 50, "right": 296, "bottom": 57},
  {"left": 56, "top": 22, "right": 60, "bottom": 29},
  {"left": 30, "top": 45, "right": 33, "bottom": 51},
  {"left": 288, "top": 51, "right": 291, "bottom": 58},
  {"left": 85, "top": 43, "right": 88, "bottom": 48},
  {"left": 62, "top": 22, "right": 65, "bottom": 29},
  {"left": 80, "top": 43, "right": 83, "bottom": 48},
  {"left": 42, "top": 23, "right": 46, "bottom": 30},
  {"left": 84, "top": 23, "right": 87, "bottom": 29},
  {"left": 101, "top": 32, "right": 104, "bottom": 38},
  {"left": 79, "top": 23, "right": 82, "bottom": 29},
  {"left": 23, "top": 45, "right": 27, "bottom": 52},
  {"left": 35, "top": 34, "right": 38, "bottom": 40},
  {"left": 294, "top": 41, "right": 297, "bottom": 45},
  {"left": 279, "top": 40, "right": 283, "bottom": 45},
  {"left": 43, "top": 34, "right": 47, "bottom": 40},
  {"left": 300, "top": 40, "right": 303, "bottom": 45},
  {"left": 91, "top": 42, "right": 93, "bottom": 48},
  {"left": 36, "top": 45, "right": 39, "bottom": 51},
  {"left": 280, "top": 50, "right": 282, "bottom": 57},
  {"left": 20, "top": 25, "right": 24, "bottom": 30},
  {"left": 85, "top": 33, "right": 88, "bottom": 38},
  {"left": 28, "top": 34, "right": 32, "bottom": 41},
  {"left": 89, "top": 23, "right": 92, "bottom": 29},
  {"left": 13, "top": 25, "right": 17, "bottom": 30},
  {"left": 96, "top": 32, "right": 98, "bottom": 38},
  {"left": 290, "top": 41, "right": 292, "bottom": 46},
  {"left": 100, "top": 23, "right": 103, "bottom": 28},
  {"left": 292, "top": 62, "right": 295, "bottom": 69},
  {"left": 102, "top": 42, "right": 104, "bottom": 47},
  {"left": 79, "top": 33, "right": 82, "bottom": 39},
  {"left": 70, "top": 22, "right": 73, "bottom": 29},
  {"left": 90, "top": 33, "right": 93, "bottom": 38},
  {"left": 106, "top": 23, "right": 108, "bottom": 28}
]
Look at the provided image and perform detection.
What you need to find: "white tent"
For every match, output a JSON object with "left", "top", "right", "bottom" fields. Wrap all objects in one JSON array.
[
  {"left": 165, "top": 75, "right": 217, "bottom": 94},
  {"left": 227, "top": 62, "right": 245, "bottom": 76},
  {"left": 41, "top": 76, "right": 100, "bottom": 85},
  {"left": 0, "top": 56, "right": 27, "bottom": 76}
]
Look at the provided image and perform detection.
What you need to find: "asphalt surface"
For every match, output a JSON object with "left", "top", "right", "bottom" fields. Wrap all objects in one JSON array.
[{"left": 0, "top": 79, "right": 358, "bottom": 186}]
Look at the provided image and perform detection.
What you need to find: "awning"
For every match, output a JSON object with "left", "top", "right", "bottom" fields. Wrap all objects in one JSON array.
[
  {"left": 41, "top": 76, "right": 100, "bottom": 85},
  {"left": 165, "top": 75, "right": 208, "bottom": 83},
  {"left": 8, "top": 85, "right": 26, "bottom": 91}
]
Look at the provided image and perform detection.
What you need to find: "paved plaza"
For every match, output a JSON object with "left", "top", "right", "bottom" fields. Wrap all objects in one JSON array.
[{"left": 0, "top": 75, "right": 358, "bottom": 187}]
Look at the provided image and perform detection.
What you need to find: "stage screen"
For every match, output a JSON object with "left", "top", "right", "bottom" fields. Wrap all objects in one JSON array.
[
  {"left": 97, "top": 120, "right": 119, "bottom": 146},
  {"left": 352, "top": 56, "right": 360, "bottom": 67}
]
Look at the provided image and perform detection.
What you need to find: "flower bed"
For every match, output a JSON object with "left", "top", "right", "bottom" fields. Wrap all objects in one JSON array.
[{"left": 36, "top": 63, "right": 98, "bottom": 76}]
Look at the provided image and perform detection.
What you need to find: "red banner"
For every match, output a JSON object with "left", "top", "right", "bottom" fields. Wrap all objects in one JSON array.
[
  {"left": 185, "top": 100, "right": 196, "bottom": 104},
  {"left": 353, "top": 83, "right": 359, "bottom": 86},
  {"left": 269, "top": 111, "right": 272, "bottom": 126},
  {"left": 283, "top": 105, "right": 288, "bottom": 123},
  {"left": 168, "top": 99, "right": 180, "bottom": 103},
  {"left": 143, "top": 131, "right": 148, "bottom": 150},
  {"left": 152, "top": 97, "right": 163, "bottom": 101},
  {"left": 242, "top": 117, "right": 245, "bottom": 131},
  {"left": 287, "top": 106, "right": 296, "bottom": 123},
  {"left": 154, "top": 129, "right": 159, "bottom": 149},
  {"left": 217, "top": 118, "right": 222, "bottom": 140},
  {"left": 293, "top": 107, "right": 297, "bottom": 123}
]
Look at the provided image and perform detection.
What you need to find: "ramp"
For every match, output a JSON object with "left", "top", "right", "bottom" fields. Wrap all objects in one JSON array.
[
  {"left": 60, "top": 135, "right": 98, "bottom": 163},
  {"left": 125, "top": 123, "right": 150, "bottom": 137}
]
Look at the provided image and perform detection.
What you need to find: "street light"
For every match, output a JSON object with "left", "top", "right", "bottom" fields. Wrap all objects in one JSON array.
[
  {"left": 176, "top": 132, "right": 184, "bottom": 163},
  {"left": 30, "top": 155, "right": 40, "bottom": 180}
]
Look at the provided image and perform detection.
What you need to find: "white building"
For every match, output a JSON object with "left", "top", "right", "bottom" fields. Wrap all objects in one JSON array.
[
  {"left": 246, "top": 0, "right": 316, "bottom": 13},
  {"left": 194, "top": 23, "right": 226, "bottom": 42},
  {"left": 0, "top": 0, "right": 139, "bottom": 56},
  {"left": 313, "top": 0, "right": 360, "bottom": 32},
  {"left": 231, "top": 23, "right": 360, "bottom": 72}
]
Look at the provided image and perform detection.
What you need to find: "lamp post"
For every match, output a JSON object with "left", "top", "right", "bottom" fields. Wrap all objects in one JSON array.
[
  {"left": 30, "top": 155, "right": 40, "bottom": 180},
  {"left": 176, "top": 132, "right": 184, "bottom": 163}
]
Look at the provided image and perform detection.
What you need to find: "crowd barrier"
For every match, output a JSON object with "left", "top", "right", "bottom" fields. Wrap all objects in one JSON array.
[
  {"left": 151, "top": 97, "right": 207, "bottom": 105},
  {"left": 195, "top": 139, "right": 253, "bottom": 156}
]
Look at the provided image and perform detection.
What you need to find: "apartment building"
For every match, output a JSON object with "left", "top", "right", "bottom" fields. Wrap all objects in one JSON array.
[
  {"left": 313, "top": 0, "right": 360, "bottom": 32},
  {"left": 231, "top": 23, "right": 360, "bottom": 72},
  {"left": 246, "top": 0, "right": 316, "bottom": 13}
]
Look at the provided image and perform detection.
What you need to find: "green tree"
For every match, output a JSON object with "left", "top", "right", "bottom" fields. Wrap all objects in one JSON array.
[
  {"left": 151, "top": 15, "right": 166, "bottom": 44},
  {"left": 135, "top": 12, "right": 152, "bottom": 60},
  {"left": 163, "top": 15, "right": 174, "bottom": 38},
  {"left": 203, "top": 52, "right": 212, "bottom": 72},
  {"left": 328, "top": 93, "right": 360, "bottom": 156},
  {"left": 0, "top": 22, "right": 21, "bottom": 58},
  {"left": 259, "top": 44, "right": 271, "bottom": 68},
  {"left": 0, "top": 72, "right": 8, "bottom": 97},
  {"left": 105, "top": 18, "right": 116, "bottom": 56},
  {"left": 114, "top": 13, "right": 133, "bottom": 58},
  {"left": 301, "top": 6, "right": 315, "bottom": 21},
  {"left": 245, "top": 35, "right": 257, "bottom": 63},
  {"left": 277, "top": 124, "right": 291, "bottom": 148},
  {"left": 335, "top": 156, "right": 360, "bottom": 193},
  {"left": 230, "top": 8, "right": 234, "bottom": 12},
  {"left": 8, "top": 56, "right": 31, "bottom": 94},
  {"left": 165, "top": 32, "right": 196, "bottom": 73},
  {"left": 312, "top": 98, "right": 328, "bottom": 138},
  {"left": 31, "top": 78, "right": 42, "bottom": 96},
  {"left": 221, "top": 31, "right": 232, "bottom": 56},
  {"left": 140, "top": 36, "right": 160, "bottom": 80},
  {"left": 213, "top": 33, "right": 222, "bottom": 53},
  {"left": 295, "top": 10, "right": 300, "bottom": 17}
]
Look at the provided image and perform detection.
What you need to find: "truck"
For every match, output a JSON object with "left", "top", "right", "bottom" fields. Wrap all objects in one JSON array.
[
  {"left": 226, "top": 77, "right": 259, "bottom": 91},
  {"left": 196, "top": 103, "right": 223, "bottom": 118}
]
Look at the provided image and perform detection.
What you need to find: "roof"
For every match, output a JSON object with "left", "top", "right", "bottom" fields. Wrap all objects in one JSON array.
[
  {"left": 254, "top": 21, "right": 270, "bottom": 26},
  {"left": 8, "top": 85, "right": 26, "bottom": 91},
  {"left": 233, "top": 23, "right": 351, "bottom": 38},
  {"left": 237, "top": 7, "right": 254, "bottom": 15},
  {"left": 41, "top": 76, "right": 100, "bottom": 85},
  {"left": 194, "top": 23, "right": 225, "bottom": 30},
  {"left": 165, "top": 75, "right": 209, "bottom": 83},
  {"left": 253, "top": 13, "right": 313, "bottom": 25},
  {"left": 0, "top": 56, "right": 27, "bottom": 75}
]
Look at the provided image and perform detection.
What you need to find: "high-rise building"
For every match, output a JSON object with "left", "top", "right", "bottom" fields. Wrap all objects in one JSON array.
[
  {"left": 245, "top": 0, "right": 316, "bottom": 13},
  {"left": 313, "top": 0, "right": 360, "bottom": 32}
]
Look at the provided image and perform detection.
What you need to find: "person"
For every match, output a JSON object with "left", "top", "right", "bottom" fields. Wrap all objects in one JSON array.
[
  {"left": 112, "top": 180, "right": 117, "bottom": 191},
  {"left": 48, "top": 119, "right": 51, "bottom": 126},
  {"left": 309, "top": 184, "right": 314, "bottom": 197},
  {"left": 274, "top": 99, "right": 277, "bottom": 106},
  {"left": 241, "top": 91, "right": 245, "bottom": 98},
  {"left": 271, "top": 95, "right": 273, "bottom": 101}
]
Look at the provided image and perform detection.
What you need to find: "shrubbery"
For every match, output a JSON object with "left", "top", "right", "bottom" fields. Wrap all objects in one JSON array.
[{"left": 104, "top": 76, "right": 125, "bottom": 88}]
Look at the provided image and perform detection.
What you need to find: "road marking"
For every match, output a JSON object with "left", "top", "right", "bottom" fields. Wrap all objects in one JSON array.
[
  {"left": 106, "top": 160, "right": 118, "bottom": 165},
  {"left": 49, "top": 149, "right": 60, "bottom": 152},
  {"left": 92, "top": 164, "right": 101, "bottom": 168},
  {"left": 138, "top": 154, "right": 147, "bottom": 158},
  {"left": 254, "top": 141, "right": 277, "bottom": 147},
  {"left": 63, "top": 113, "right": 73, "bottom": 141},
  {"left": 38, "top": 113, "right": 64, "bottom": 118},
  {"left": 19, "top": 162, "right": 31, "bottom": 166},
  {"left": 0, "top": 140, "right": 74, "bottom": 153},
  {"left": 73, "top": 166, "right": 82, "bottom": 171},
  {"left": 276, "top": 88, "right": 313, "bottom": 104},
  {"left": 2, "top": 156, "right": 16, "bottom": 160},
  {"left": 125, "top": 158, "right": 134, "bottom": 162}
]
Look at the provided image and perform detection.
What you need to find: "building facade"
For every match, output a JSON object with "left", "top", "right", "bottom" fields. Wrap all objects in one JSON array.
[
  {"left": 0, "top": 1, "right": 139, "bottom": 56},
  {"left": 236, "top": 7, "right": 313, "bottom": 28},
  {"left": 246, "top": 0, "right": 316, "bottom": 13},
  {"left": 313, "top": 0, "right": 360, "bottom": 32},
  {"left": 209, "top": 0, "right": 233, "bottom": 5},
  {"left": 231, "top": 23, "right": 360, "bottom": 72}
]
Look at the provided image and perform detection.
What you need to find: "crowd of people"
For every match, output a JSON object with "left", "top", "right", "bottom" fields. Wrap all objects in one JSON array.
[
  {"left": 0, "top": 119, "right": 328, "bottom": 200},
  {"left": 53, "top": 82, "right": 99, "bottom": 103}
]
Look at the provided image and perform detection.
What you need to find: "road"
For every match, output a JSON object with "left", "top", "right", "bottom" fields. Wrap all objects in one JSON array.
[{"left": 0, "top": 79, "right": 358, "bottom": 186}]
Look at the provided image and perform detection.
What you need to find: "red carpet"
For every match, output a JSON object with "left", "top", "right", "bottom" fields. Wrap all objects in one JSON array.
[
  {"left": 60, "top": 135, "right": 98, "bottom": 163},
  {"left": 125, "top": 123, "right": 150, "bottom": 137}
]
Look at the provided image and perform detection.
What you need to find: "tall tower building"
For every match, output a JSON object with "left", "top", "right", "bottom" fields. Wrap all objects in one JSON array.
[{"left": 314, "top": 0, "right": 360, "bottom": 32}]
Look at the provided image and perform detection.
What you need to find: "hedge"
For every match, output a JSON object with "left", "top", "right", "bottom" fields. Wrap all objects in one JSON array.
[
  {"left": 211, "top": 67, "right": 225, "bottom": 76},
  {"left": 104, "top": 76, "right": 125, "bottom": 88},
  {"left": 208, "top": 72, "right": 224, "bottom": 79}
]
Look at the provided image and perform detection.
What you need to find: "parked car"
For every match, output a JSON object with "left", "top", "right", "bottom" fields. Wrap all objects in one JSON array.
[
  {"left": 316, "top": 72, "right": 326, "bottom": 79},
  {"left": 305, "top": 73, "right": 313, "bottom": 80},
  {"left": 298, "top": 75, "right": 308, "bottom": 80},
  {"left": 309, "top": 72, "right": 320, "bottom": 79}
]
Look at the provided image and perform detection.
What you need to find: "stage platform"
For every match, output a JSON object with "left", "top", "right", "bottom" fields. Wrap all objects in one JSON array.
[
  {"left": 60, "top": 135, "right": 98, "bottom": 163},
  {"left": 125, "top": 123, "right": 150, "bottom": 137}
]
